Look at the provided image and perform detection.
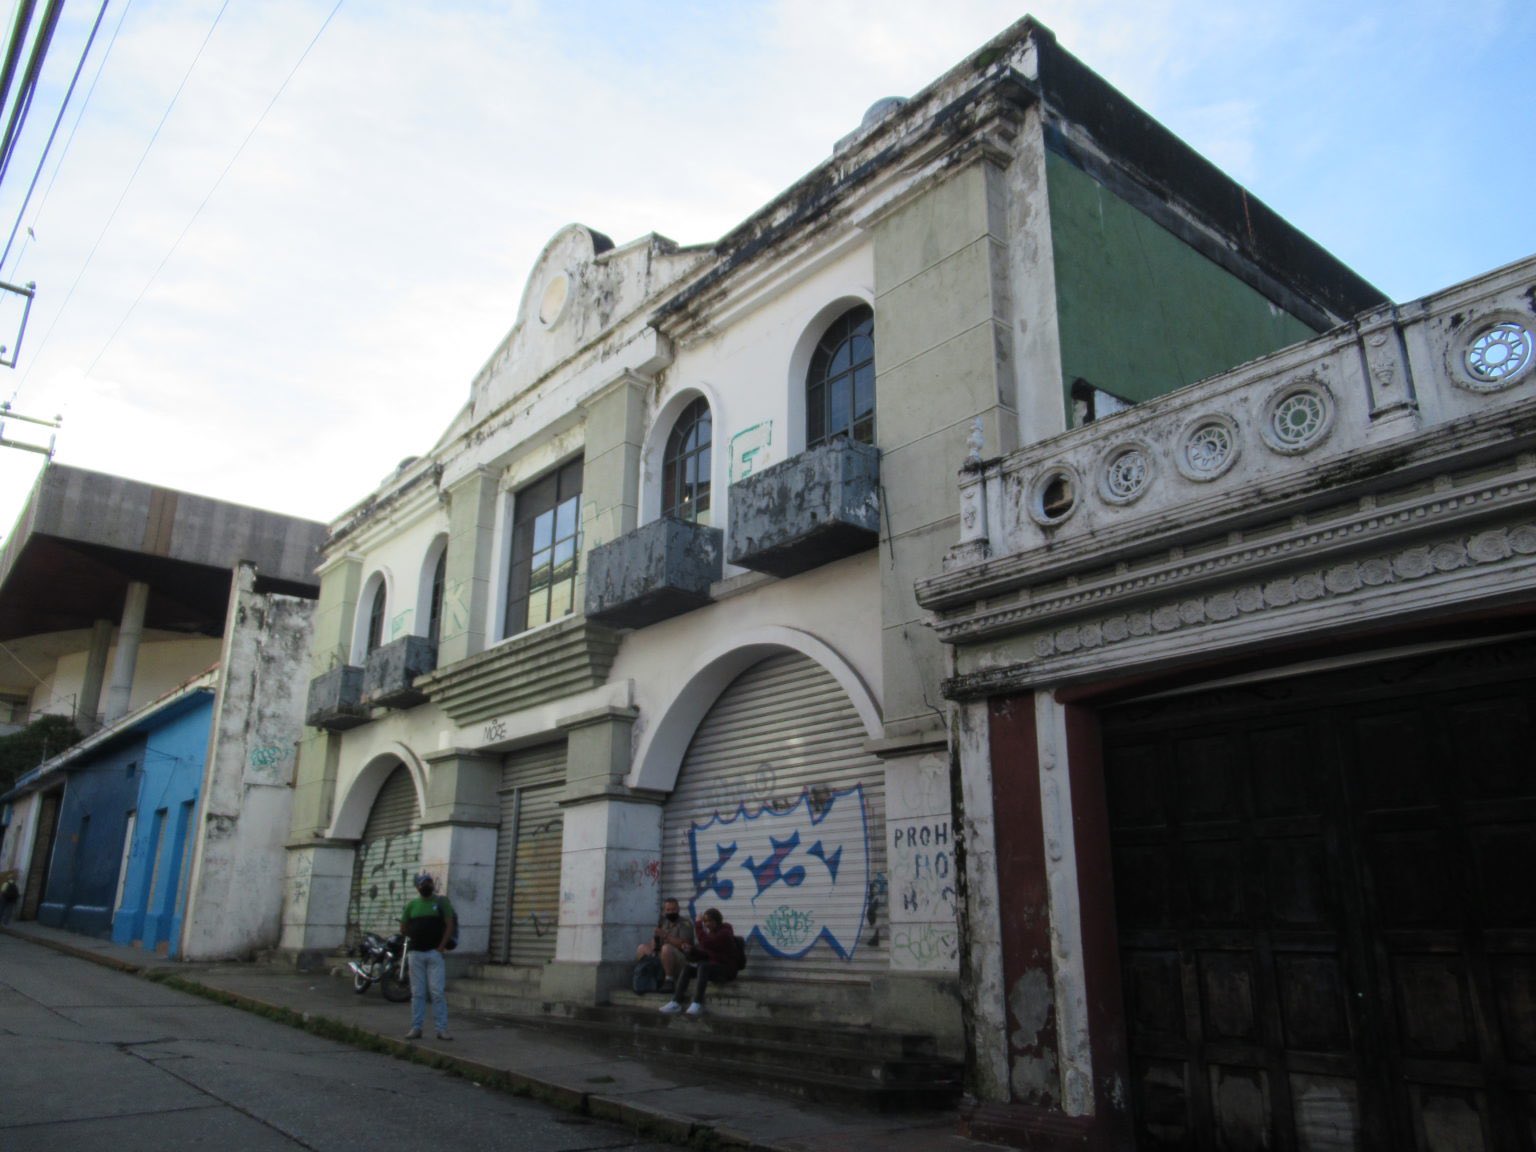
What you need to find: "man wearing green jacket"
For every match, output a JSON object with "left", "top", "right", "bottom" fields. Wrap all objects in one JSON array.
[{"left": 400, "top": 872, "right": 456, "bottom": 1040}]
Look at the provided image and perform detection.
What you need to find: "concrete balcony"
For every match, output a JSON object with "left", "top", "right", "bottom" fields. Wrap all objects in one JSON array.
[
  {"left": 304, "top": 665, "right": 367, "bottom": 730},
  {"left": 361, "top": 635, "right": 437, "bottom": 709},
  {"left": 584, "top": 517, "right": 723, "bottom": 629},
  {"left": 728, "top": 439, "right": 880, "bottom": 578}
]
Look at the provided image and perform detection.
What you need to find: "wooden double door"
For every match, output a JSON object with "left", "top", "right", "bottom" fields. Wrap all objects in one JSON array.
[{"left": 1103, "top": 642, "right": 1536, "bottom": 1150}]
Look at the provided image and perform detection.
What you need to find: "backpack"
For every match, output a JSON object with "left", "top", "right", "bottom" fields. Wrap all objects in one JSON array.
[
  {"left": 632, "top": 952, "right": 665, "bottom": 993},
  {"left": 731, "top": 934, "right": 746, "bottom": 974}
]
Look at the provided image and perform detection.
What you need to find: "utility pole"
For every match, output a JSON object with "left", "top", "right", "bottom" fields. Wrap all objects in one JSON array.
[{"left": 0, "top": 399, "right": 57, "bottom": 456}]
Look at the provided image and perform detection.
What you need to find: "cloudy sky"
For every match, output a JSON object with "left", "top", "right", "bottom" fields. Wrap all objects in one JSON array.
[{"left": 0, "top": 0, "right": 1531, "bottom": 536}]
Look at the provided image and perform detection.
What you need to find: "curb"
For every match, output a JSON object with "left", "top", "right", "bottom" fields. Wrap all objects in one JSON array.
[{"left": 4, "top": 924, "right": 779, "bottom": 1152}]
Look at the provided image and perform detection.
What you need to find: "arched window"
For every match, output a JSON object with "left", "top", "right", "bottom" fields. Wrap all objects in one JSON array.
[
  {"left": 806, "top": 304, "right": 874, "bottom": 449},
  {"left": 661, "top": 397, "right": 711, "bottom": 524},
  {"left": 426, "top": 549, "right": 447, "bottom": 650},
  {"left": 366, "top": 582, "right": 386, "bottom": 654}
]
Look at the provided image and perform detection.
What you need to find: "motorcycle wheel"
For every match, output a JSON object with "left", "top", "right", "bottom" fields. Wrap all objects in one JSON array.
[
  {"left": 352, "top": 961, "right": 379, "bottom": 994},
  {"left": 381, "top": 960, "right": 412, "bottom": 1003}
]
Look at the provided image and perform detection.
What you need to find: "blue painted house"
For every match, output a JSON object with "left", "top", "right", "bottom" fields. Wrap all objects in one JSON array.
[{"left": 32, "top": 675, "right": 214, "bottom": 956}]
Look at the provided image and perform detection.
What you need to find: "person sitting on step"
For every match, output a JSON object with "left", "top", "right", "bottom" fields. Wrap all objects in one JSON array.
[
  {"left": 637, "top": 896, "right": 695, "bottom": 993},
  {"left": 659, "top": 907, "right": 740, "bottom": 1017}
]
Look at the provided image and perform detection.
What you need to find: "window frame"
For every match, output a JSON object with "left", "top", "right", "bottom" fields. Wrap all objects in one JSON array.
[
  {"left": 661, "top": 397, "right": 712, "bottom": 524},
  {"left": 805, "top": 304, "right": 875, "bottom": 450},
  {"left": 504, "top": 457, "right": 584, "bottom": 638}
]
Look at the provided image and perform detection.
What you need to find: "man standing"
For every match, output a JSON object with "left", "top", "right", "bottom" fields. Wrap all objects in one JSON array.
[
  {"left": 400, "top": 872, "right": 456, "bottom": 1041},
  {"left": 636, "top": 896, "right": 696, "bottom": 992}
]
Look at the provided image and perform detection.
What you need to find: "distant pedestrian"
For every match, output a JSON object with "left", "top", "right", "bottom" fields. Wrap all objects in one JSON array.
[
  {"left": 0, "top": 874, "right": 18, "bottom": 925},
  {"left": 400, "top": 872, "right": 456, "bottom": 1041}
]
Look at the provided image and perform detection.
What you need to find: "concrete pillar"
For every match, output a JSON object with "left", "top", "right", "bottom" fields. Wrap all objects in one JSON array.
[
  {"left": 868, "top": 154, "right": 1031, "bottom": 745},
  {"left": 103, "top": 581, "right": 149, "bottom": 723},
  {"left": 279, "top": 840, "right": 357, "bottom": 964},
  {"left": 420, "top": 747, "right": 501, "bottom": 959},
  {"left": 578, "top": 372, "right": 648, "bottom": 552},
  {"left": 77, "top": 619, "right": 113, "bottom": 729},
  {"left": 438, "top": 469, "right": 498, "bottom": 666},
  {"left": 541, "top": 705, "right": 654, "bottom": 1003}
]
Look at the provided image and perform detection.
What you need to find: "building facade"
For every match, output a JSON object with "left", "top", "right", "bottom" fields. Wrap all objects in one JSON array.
[
  {"left": 281, "top": 15, "right": 1382, "bottom": 1064},
  {"left": 918, "top": 257, "right": 1536, "bottom": 1146},
  {"left": 0, "top": 464, "right": 323, "bottom": 959}
]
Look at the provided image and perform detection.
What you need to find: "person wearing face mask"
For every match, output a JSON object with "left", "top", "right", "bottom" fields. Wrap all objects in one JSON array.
[{"left": 636, "top": 897, "right": 696, "bottom": 993}]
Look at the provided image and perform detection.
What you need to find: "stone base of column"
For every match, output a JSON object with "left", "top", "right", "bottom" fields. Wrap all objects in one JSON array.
[
  {"left": 280, "top": 840, "right": 356, "bottom": 956},
  {"left": 872, "top": 971, "right": 965, "bottom": 1058},
  {"left": 540, "top": 958, "right": 630, "bottom": 1005}
]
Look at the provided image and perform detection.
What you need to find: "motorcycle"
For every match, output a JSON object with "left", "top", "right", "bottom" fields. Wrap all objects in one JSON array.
[{"left": 349, "top": 932, "right": 412, "bottom": 1002}]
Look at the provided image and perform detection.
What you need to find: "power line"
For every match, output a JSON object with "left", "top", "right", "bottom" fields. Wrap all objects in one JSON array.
[
  {"left": 0, "top": 0, "right": 62, "bottom": 189},
  {"left": 15, "top": 0, "right": 231, "bottom": 393},
  {"left": 8, "top": 0, "right": 133, "bottom": 279},
  {"left": 85, "top": 0, "right": 346, "bottom": 379},
  {"left": 0, "top": 0, "right": 110, "bottom": 275}
]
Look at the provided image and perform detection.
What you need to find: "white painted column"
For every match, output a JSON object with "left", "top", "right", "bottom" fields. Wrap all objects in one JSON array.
[
  {"left": 1034, "top": 692, "right": 1094, "bottom": 1116},
  {"left": 104, "top": 581, "right": 149, "bottom": 723}
]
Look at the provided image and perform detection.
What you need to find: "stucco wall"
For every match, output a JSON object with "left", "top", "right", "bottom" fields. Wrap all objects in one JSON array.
[
  {"left": 181, "top": 566, "right": 316, "bottom": 960},
  {"left": 30, "top": 636, "right": 222, "bottom": 723},
  {"left": 112, "top": 699, "right": 212, "bottom": 955}
]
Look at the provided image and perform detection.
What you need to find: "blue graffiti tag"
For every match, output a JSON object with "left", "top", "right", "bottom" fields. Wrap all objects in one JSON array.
[{"left": 688, "top": 784, "right": 870, "bottom": 961}]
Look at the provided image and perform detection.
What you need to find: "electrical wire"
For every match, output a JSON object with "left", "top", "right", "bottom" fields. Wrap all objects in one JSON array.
[
  {"left": 0, "top": 0, "right": 110, "bottom": 275},
  {"left": 0, "top": 0, "right": 63, "bottom": 189},
  {"left": 7, "top": 0, "right": 133, "bottom": 278},
  {"left": 85, "top": 0, "right": 346, "bottom": 379},
  {"left": 15, "top": 0, "right": 231, "bottom": 393}
]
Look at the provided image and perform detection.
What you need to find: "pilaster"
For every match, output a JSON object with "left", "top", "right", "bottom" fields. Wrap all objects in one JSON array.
[{"left": 439, "top": 467, "right": 498, "bottom": 666}]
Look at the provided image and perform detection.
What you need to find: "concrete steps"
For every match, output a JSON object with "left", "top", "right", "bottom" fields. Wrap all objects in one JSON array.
[{"left": 444, "top": 966, "right": 962, "bottom": 1112}]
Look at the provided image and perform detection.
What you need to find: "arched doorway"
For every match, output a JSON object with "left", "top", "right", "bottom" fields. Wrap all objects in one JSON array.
[
  {"left": 346, "top": 763, "right": 421, "bottom": 943},
  {"left": 660, "top": 650, "right": 888, "bottom": 981}
]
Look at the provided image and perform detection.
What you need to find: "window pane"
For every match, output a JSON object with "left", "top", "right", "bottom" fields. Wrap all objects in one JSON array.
[
  {"left": 830, "top": 375, "right": 850, "bottom": 436},
  {"left": 854, "top": 363, "right": 875, "bottom": 419},
  {"left": 547, "top": 579, "right": 573, "bottom": 622},
  {"left": 662, "top": 462, "right": 678, "bottom": 513},
  {"left": 532, "top": 509, "right": 554, "bottom": 553},
  {"left": 555, "top": 495, "right": 579, "bottom": 541},
  {"left": 853, "top": 414, "right": 875, "bottom": 445},
  {"left": 525, "top": 585, "right": 549, "bottom": 630}
]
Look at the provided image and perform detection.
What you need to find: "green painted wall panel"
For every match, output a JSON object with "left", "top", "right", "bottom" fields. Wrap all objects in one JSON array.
[{"left": 1047, "top": 151, "right": 1316, "bottom": 422}]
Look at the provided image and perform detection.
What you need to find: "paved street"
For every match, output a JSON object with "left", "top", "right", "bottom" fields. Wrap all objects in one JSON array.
[{"left": 0, "top": 933, "right": 675, "bottom": 1152}]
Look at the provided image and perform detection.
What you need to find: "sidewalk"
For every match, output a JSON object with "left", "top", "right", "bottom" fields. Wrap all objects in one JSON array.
[{"left": 2, "top": 920, "right": 1008, "bottom": 1152}]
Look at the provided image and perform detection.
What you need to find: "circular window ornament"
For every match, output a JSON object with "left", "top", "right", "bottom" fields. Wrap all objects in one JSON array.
[
  {"left": 1453, "top": 318, "right": 1534, "bottom": 391},
  {"left": 1098, "top": 442, "right": 1153, "bottom": 505},
  {"left": 1260, "top": 379, "right": 1335, "bottom": 456},
  {"left": 537, "top": 272, "right": 571, "bottom": 328},
  {"left": 1027, "top": 464, "right": 1082, "bottom": 526},
  {"left": 1175, "top": 414, "right": 1240, "bottom": 482}
]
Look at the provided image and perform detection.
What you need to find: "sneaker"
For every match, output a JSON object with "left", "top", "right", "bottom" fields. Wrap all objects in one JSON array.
[
  {"left": 658, "top": 1000, "right": 683, "bottom": 1015},
  {"left": 436, "top": 1031, "right": 453, "bottom": 1041},
  {"left": 404, "top": 1028, "right": 422, "bottom": 1040},
  {"left": 685, "top": 1002, "right": 705, "bottom": 1017}
]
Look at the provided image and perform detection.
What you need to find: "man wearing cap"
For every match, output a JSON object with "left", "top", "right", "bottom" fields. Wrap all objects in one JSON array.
[{"left": 400, "top": 871, "right": 456, "bottom": 1041}]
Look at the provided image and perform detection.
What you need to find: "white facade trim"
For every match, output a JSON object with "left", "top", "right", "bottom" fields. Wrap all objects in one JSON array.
[{"left": 630, "top": 625, "right": 881, "bottom": 793}]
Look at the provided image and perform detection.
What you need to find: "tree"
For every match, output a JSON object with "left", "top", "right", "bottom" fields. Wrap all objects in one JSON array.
[{"left": 0, "top": 714, "right": 81, "bottom": 792}]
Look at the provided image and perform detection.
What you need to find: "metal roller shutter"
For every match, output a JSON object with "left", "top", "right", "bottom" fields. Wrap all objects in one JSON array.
[
  {"left": 347, "top": 764, "right": 421, "bottom": 943},
  {"left": 489, "top": 743, "right": 565, "bottom": 966},
  {"left": 662, "top": 651, "right": 887, "bottom": 982}
]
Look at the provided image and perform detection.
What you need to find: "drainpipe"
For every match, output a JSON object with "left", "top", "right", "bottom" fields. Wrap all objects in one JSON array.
[{"left": 103, "top": 581, "right": 149, "bottom": 723}]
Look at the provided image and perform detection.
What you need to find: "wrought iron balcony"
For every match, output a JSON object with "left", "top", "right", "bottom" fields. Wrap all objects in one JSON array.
[
  {"left": 728, "top": 439, "right": 880, "bottom": 578},
  {"left": 584, "top": 517, "right": 723, "bottom": 629},
  {"left": 304, "top": 665, "right": 367, "bottom": 731},
  {"left": 361, "top": 635, "right": 437, "bottom": 709}
]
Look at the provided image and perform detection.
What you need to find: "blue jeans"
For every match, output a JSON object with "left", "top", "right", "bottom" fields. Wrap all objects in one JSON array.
[{"left": 408, "top": 948, "right": 448, "bottom": 1033}]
